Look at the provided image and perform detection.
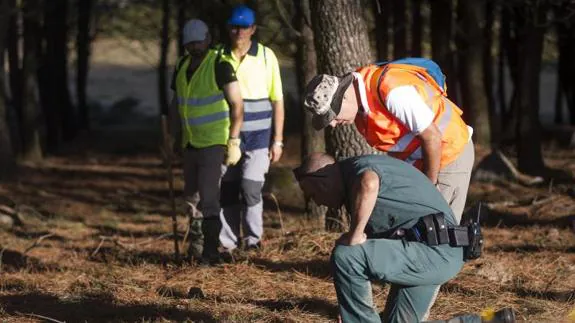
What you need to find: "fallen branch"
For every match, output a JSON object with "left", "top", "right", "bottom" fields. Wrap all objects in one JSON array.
[
  {"left": 264, "top": 192, "right": 284, "bottom": 236},
  {"left": 15, "top": 312, "right": 65, "bottom": 323},
  {"left": 24, "top": 233, "right": 54, "bottom": 254}
]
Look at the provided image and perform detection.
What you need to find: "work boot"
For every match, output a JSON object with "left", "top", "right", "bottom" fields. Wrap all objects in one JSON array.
[
  {"left": 482, "top": 308, "right": 516, "bottom": 323},
  {"left": 187, "top": 217, "right": 203, "bottom": 262},
  {"left": 200, "top": 216, "right": 223, "bottom": 265}
]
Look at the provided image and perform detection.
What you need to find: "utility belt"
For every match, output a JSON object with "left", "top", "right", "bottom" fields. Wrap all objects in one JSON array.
[{"left": 391, "top": 212, "right": 483, "bottom": 261}]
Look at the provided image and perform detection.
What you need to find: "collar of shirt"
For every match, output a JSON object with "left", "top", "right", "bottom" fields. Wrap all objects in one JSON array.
[
  {"left": 223, "top": 41, "right": 259, "bottom": 61},
  {"left": 352, "top": 72, "right": 370, "bottom": 115}
]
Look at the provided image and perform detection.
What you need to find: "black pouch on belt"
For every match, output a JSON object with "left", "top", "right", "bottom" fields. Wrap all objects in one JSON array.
[{"left": 410, "top": 213, "right": 449, "bottom": 246}]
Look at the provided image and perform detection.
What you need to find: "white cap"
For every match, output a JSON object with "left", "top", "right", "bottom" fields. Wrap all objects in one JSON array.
[{"left": 182, "top": 19, "right": 209, "bottom": 45}]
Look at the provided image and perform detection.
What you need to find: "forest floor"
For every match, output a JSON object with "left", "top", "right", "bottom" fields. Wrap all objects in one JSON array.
[{"left": 0, "top": 127, "right": 574, "bottom": 323}]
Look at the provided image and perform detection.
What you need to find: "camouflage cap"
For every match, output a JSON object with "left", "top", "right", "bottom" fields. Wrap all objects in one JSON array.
[{"left": 303, "top": 73, "right": 354, "bottom": 130}]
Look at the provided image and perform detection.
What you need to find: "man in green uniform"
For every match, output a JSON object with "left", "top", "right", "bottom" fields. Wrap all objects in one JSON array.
[{"left": 294, "top": 153, "right": 515, "bottom": 323}]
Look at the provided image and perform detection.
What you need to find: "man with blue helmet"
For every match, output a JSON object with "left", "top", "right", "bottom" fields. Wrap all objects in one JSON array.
[{"left": 218, "top": 5, "right": 285, "bottom": 252}]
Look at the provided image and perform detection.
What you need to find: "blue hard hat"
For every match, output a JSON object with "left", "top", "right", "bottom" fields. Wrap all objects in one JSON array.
[{"left": 227, "top": 5, "right": 255, "bottom": 26}]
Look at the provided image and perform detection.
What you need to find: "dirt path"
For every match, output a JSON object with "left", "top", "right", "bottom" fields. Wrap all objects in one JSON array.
[{"left": 0, "top": 129, "right": 574, "bottom": 322}]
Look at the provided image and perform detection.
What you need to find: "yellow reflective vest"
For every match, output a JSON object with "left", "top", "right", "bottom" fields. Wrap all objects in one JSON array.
[{"left": 175, "top": 49, "right": 230, "bottom": 148}]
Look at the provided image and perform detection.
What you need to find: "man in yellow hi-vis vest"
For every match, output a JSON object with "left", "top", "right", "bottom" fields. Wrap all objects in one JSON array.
[
  {"left": 218, "top": 5, "right": 285, "bottom": 252},
  {"left": 169, "top": 19, "right": 243, "bottom": 264}
]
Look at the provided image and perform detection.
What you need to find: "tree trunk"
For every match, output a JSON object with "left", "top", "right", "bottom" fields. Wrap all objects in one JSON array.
[
  {"left": 556, "top": 2, "right": 575, "bottom": 125},
  {"left": 500, "top": 6, "right": 520, "bottom": 138},
  {"left": 497, "top": 6, "right": 508, "bottom": 126},
  {"left": 176, "top": 0, "right": 187, "bottom": 58},
  {"left": 513, "top": 5, "right": 547, "bottom": 174},
  {"left": 430, "top": 0, "right": 459, "bottom": 105},
  {"left": 411, "top": 0, "right": 423, "bottom": 57},
  {"left": 77, "top": 0, "right": 93, "bottom": 129},
  {"left": 51, "top": 0, "right": 74, "bottom": 141},
  {"left": 40, "top": 0, "right": 75, "bottom": 150},
  {"left": 457, "top": 0, "right": 490, "bottom": 148},
  {"left": 159, "top": 0, "right": 170, "bottom": 116},
  {"left": 21, "top": 0, "right": 43, "bottom": 161},
  {"left": 0, "top": 0, "right": 16, "bottom": 176},
  {"left": 310, "top": 0, "right": 376, "bottom": 231},
  {"left": 6, "top": 0, "right": 21, "bottom": 155},
  {"left": 483, "top": 0, "right": 497, "bottom": 139},
  {"left": 391, "top": 0, "right": 407, "bottom": 58},
  {"left": 295, "top": 0, "right": 326, "bottom": 225},
  {"left": 372, "top": 0, "right": 389, "bottom": 61}
]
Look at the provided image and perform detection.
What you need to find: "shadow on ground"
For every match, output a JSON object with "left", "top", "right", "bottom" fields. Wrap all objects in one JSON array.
[
  {"left": 250, "top": 258, "right": 332, "bottom": 279},
  {"left": 0, "top": 292, "right": 216, "bottom": 322},
  {"left": 250, "top": 297, "right": 338, "bottom": 318}
]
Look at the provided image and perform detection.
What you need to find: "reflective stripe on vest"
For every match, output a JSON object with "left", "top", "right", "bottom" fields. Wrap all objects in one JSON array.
[
  {"left": 241, "top": 98, "right": 272, "bottom": 132},
  {"left": 176, "top": 50, "right": 230, "bottom": 148},
  {"left": 358, "top": 63, "right": 469, "bottom": 169}
]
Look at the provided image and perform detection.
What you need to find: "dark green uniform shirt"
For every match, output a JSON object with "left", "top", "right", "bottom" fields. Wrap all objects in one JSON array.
[{"left": 340, "top": 155, "right": 456, "bottom": 238}]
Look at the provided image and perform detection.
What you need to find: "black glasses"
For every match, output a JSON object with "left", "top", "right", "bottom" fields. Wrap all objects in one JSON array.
[{"left": 293, "top": 166, "right": 328, "bottom": 182}]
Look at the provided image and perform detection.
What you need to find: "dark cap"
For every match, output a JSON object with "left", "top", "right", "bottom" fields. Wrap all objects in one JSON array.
[{"left": 303, "top": 73, "right": 354, "bottom": 130}]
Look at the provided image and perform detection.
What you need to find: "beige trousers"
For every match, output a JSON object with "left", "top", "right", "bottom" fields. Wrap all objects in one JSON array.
[
  {"left": 423, "top": 139, "right": 475, "bottom": 321},
  {"left": 436, "top": 139, "right": 475, "bottom": 224}
]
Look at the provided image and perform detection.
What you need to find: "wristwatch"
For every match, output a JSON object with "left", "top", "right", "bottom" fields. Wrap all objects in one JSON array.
[{"left": 272, "top": 141, "right": 284, "bottom": 148}]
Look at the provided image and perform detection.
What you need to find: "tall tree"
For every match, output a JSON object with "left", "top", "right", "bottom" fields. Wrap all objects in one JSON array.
[
  {"left": 372, "top": 0, "right": 389, "bottom": 61},
  {"left": 294, "top": 0, "right": 326, "bottom": 223},
  {"left": 483, "top": 0, "right": 497, "bottom": 137},
  {"left": 39, "top": 0, "right": 75, "bottom": 150},
  {"left": 555, "top": 1, "right": 575, "bottom": 125},
  {"left": 430, "top": 0, "right": 459, "bottom": 105},
  {"left": 310, "top": 0, "right": 376, "bottom": 231},
  {"left": 411, "top": 0, "right": 423, "bottom": 57},
  {"left": 391, "top": 0, "right": 407, "bottom": 58},
  {"left": 76, "top": 0, "right": 94, "bottom": 129},
  {"left": 0, "top": 0, "right": 16, "bottom": 175},
  {"left": 512, "top": 3, "right": 547, "bottom": 174},
  {"left": 158, "top": 0, "right": 170, "bottom": 116},
  {"left": 20, "top": 0, "right": 43, "bottom": 161},
  {"left": 457, "top": 0, "right": 491, "bottom": 147}
]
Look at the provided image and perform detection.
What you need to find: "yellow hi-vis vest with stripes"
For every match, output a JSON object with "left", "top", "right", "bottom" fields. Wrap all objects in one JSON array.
[{"left": 175, "top": 50, "right": 230, "bottom": 148}]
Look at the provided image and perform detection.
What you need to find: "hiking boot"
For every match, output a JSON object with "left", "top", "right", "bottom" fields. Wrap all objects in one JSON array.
[
  {"left": 200, "top": 216, "right": 223, "bottom": 265},
  {"left": 482, "top": 308, "right": 516, "bottom": 323},
  {"left": 187, "top": 217, "right": 203, "bottom": 261}
]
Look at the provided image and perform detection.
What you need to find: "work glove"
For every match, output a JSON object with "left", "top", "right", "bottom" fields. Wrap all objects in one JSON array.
[{"left": 224, "top": 138, "right": 242, "bottom": 166}]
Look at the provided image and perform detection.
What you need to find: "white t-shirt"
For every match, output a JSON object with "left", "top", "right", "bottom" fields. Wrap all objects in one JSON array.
[{"left": 385, "top": 85, "right": 434, "bottom": 134}]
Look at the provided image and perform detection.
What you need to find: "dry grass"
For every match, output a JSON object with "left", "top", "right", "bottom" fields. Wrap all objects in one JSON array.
[{"left": 0, "top": 129, "right": 574, "bottom": 322}]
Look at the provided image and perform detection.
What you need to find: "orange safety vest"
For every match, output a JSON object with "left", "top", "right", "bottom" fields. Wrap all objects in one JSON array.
[{"left": 355, "top": 63, "right": 469, "bottom": 169}]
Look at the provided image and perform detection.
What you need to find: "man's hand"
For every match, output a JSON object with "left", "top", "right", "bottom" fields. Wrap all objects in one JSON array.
[
  {"left": 336, "top": 232, "right": 367, "bottom": 246},
  {"left": 269, "top": 142, "right": 283, "bottom": 163},
  {"left": 225, "top": 138, "right": 242, "bottom": 166}
]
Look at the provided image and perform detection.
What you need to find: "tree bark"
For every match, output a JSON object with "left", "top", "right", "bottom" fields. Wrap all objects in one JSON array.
[
  {"left": 497, "top": 5, "right": 508, "bottom": 125},
  {"left": 430, "top": 0, "right": 459, "bottom": 105},
  {"left": 556, "top": 1, "right": 575, "bottom": 125},
  {"left": 295, "top": 0, "right": 326, "bottom": 225},
  {"left": 483, "top": 0, "right": 497, "bottom": 139},
  {"left": 77, "top": 0, "right": 93, "bottom": 129},
  {"left": 513, "top": 4, "right": 547, "bottom": 174},
  {"left": 40, "top": 0, "right": 75, "bottom": 150},
  {"left": 159, "top": 0, "right": 170, "bottom": 116},
  {"left": 0, "top": 0, "right": 16, "bottom": 175},
  {"left": 391, "top": 0, "right": 407, "bottom": 58},
  {"left": 21, "top": 0, "right": 43, "bottom": 161},
  {"left": 457, "top": 0, "right": 491, "bottom": 148},
  {"left": 310, "top": 0, "right": 376, "bottom": 231},
  {"left": 411, "top": 0, "right": 423, "bottom": 57},
  {"left": 372, "top": 0, "right": 389, "bottom": 61}
]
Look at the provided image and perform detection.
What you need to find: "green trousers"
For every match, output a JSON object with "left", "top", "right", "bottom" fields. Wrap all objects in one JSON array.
[{"left": 331, "top": 238, "right": 482, "bottom": 323}]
